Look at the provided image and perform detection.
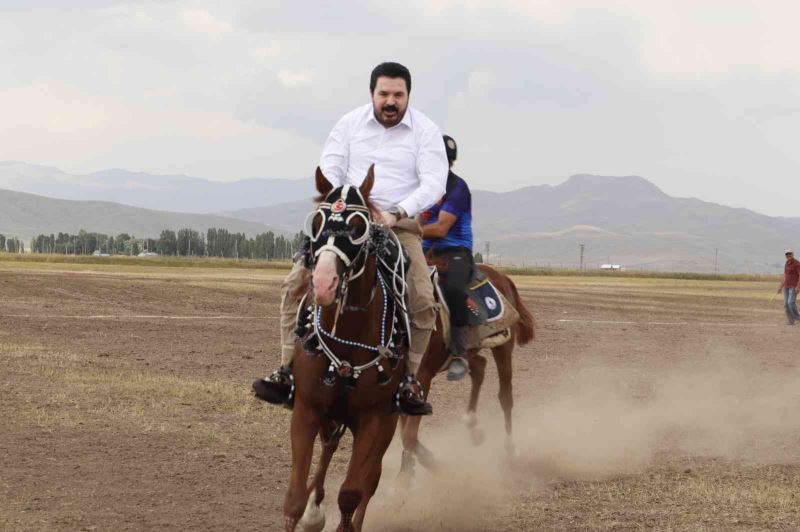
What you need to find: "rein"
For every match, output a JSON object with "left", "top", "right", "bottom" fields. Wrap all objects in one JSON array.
[
  {"left": 300, "top": 222, "right": 408, "bottom": 389},
  {"left": 314, "top": 270, "right": 397, "bottom": 385}
]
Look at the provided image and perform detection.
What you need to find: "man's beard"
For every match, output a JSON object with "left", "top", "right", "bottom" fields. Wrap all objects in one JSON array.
[{"left": 373, "top": 103, "right": 406, "bottom": 127}]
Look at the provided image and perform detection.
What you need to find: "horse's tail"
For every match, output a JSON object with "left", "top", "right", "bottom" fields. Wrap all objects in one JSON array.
[{"left": 508, "top": 277, "right": 535, "bottom": 345}]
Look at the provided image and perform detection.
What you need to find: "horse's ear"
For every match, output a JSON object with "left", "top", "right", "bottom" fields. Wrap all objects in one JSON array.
[
  {"left": 315, "top": 167, "right": 333, "bottom": 197},
  {"left": 360, "top": 164, "right": 375, "bottom": 199}
]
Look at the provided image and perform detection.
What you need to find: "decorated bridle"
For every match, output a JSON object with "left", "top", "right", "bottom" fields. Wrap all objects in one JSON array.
[
  {"left": 305, "top": 184, "right": 372, "bottom": 280},
  {"left": 296, "top": 183, "right": 413, "bottom": 397}
]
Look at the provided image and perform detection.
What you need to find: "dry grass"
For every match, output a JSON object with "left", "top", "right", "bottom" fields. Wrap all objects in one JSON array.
[
  {"left": 1, "top": 342, "right": 280, "bottom": 448},
  {"left": 0, "top": 252, "right": 293, "bottom": 270},
  {"left": 2, "top": 263, "right": 799, "bottom": 531},
  {"left": 497, "top": 264, "right": 781, "bottom": 282}
]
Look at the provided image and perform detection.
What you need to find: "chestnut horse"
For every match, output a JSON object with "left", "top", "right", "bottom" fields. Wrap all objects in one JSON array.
[
  {"left": 282, "top": 167, "right": 426, "bottom": 532},
  {"left": 398, "top": 265, "right": 535, "bottom": 478}
]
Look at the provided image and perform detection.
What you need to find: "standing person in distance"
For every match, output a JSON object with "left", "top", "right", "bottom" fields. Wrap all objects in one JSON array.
[{"left": 777, "top": 248, "right": 800, "bottom": 325}]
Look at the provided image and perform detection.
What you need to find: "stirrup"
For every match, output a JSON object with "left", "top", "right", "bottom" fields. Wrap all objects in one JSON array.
[
  {"left": 252, "top": 368, "right": 295, "bottom": 406},
  {"left": 394, "top": 375, "right": 432, "bottom": 416}
]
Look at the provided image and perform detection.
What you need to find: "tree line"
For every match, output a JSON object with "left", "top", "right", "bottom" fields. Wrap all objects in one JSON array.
[
  {"left": 21, "top": 228, "right": 305, "bottom": 259},
  {"left": 0, "top": 235, "right": 25, "bottom": 253}
]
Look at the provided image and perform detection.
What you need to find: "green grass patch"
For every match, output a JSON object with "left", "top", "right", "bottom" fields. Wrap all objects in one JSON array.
[
  {"left": 0, "top": 252, "right": 293, "bottom": 270},
  {"left": 494, "top": 265, "right": 781, "bottom": 283},
  {"left": 0, "top": 252, "right": 781, "bottom": 282}
]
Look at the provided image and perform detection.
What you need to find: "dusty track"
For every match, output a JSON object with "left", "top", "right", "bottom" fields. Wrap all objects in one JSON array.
[{"left": 1, "top": 263, "right": 799, "bottom": 531}]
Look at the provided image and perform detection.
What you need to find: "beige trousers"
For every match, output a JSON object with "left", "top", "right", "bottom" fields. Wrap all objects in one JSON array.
[{"left": 278, "top": 218, "right": 436, "bottom": 373}]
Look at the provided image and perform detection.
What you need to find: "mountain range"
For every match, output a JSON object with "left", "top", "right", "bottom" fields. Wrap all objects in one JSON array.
[
  {"left": 1, "top": 161, "right": 797, "bottom": 273},
  {"left": 0, "top": 161, "right": 314, "bottom": 213},
  {"left": 223, "top": 174, "right": 799, "bottom": 272},
  {"left": 0, "top": 188, "right": 277, "bottom": 240}
]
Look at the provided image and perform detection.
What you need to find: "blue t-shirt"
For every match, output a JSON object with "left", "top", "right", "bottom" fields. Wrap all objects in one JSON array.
[{"left": 421, "top": 171, "right": 473, "bottom": 252}]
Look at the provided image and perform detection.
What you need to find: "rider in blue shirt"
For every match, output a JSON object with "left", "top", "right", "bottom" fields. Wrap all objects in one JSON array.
[{"left": 420, "top": 135, "right": 474, "bottom": 380}]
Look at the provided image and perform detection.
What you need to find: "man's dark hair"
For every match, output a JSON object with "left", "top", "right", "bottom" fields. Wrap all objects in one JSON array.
[{"left": 370, "top": 62, "right": 411, "bottom": 94}]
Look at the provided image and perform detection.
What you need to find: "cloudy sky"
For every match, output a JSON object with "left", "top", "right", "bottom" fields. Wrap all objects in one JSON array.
[{"left": 1, "top": 0, "right": 799, "bottom": 216}]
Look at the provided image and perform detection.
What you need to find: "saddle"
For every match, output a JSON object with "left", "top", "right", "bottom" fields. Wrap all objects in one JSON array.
[{"left": 429, "top": 267, "right": 519, "bottom": 357}]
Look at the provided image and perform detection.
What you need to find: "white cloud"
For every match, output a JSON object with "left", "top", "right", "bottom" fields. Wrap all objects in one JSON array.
[
  {"left": 277, "top": 69, "right": 313, "bottom": 87},
  {"left": 180, "top": 7, "right": 232, "bottom": 39},
  {"left": 0, "top": 0, "right": 799, "bottom": 216},
  {"left": 0, "top": 79, "right": 318, "bottom": 179}
]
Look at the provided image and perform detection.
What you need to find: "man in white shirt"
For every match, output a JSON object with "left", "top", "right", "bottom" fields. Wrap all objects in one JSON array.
[{"left": 253, "top": 62, "right": 448, "bottom": 415}]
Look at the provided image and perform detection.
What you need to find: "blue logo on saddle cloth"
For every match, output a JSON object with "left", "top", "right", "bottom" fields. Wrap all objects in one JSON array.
[{"left": 466, "top": 280, "right": 504, "bottom": 326}]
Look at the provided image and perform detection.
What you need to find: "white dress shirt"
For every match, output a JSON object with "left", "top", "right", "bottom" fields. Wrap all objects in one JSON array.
[{"left": 318, "top": 103, "right": 448, "bottom": 217}]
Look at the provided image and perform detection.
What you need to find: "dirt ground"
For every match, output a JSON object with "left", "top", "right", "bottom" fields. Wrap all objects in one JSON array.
[{"left": 1, "top": 261, "right": 799, "bottom": 531}]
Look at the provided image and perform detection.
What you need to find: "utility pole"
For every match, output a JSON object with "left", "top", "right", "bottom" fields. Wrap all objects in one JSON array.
[
  {"left": 714, "top": 247, "right": 719, "bottom": 273},
  {"left": 579, "top": 243, "right": 585, "bottom": 271},
  {"left": 485, "top": 242, "right": 491, "bottom": 264}
]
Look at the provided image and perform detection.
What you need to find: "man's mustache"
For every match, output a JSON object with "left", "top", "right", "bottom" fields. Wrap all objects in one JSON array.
[{"left": 382, "top": 105, "right": 398, "bottom": 113}]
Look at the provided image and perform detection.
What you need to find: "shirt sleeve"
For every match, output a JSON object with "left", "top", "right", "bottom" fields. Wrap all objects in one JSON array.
[
  {"left": 397, "top": 123, "right": 448, "bottom": 218},
  {"left": 440, "top": 180, "right": 469, "bottom": 219},
  {"left": 318, "top": 114, "right": 350, "bottom": 188}
]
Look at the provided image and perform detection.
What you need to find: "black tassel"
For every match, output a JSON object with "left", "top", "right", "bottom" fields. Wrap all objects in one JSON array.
[
  {"left": 342, "top": 375, "right": 358, "bottom": 390},
  {"left": 323, "top": 364, "right": 336, "bottom": 387},
  {"left": 376, "top": 364, "right": 391, "bottom": 386},
  {"left": 303, "top": 334, "right": 320, "bottom": 354}
]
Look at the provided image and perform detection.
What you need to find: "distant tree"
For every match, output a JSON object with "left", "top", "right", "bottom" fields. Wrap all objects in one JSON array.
[
  {"left": 158, "top": 230, "right": 177, "bottom": 256},
  {"left": 0, "top": 234, "right": 5, "bottom": 252},
  {"left": 474, "top": 252, "right": 483, "bottom": 263}
]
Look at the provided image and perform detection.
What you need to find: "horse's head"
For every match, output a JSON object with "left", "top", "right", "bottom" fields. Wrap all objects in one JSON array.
[{"left": 305, "top": 165, "right": 375, "bottom": 307}]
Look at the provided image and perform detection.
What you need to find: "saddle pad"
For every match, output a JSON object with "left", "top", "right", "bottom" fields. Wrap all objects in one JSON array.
[
  {"left": 434, "top": 287, "right": 519, "bottom": 373},
  {"left": 466, "top": 279, "right": 504, "bottom": 325}
]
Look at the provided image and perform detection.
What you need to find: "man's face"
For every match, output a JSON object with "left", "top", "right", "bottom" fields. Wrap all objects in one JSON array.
[
  {"left": 371, "top": 76, "right": 408, "bottom": 128},
  {"left": 787, "top": 252, "right": 794, "bottom": 260}
]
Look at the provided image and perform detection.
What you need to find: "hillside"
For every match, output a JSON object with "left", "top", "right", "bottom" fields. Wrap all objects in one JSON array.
[
  {"left": 225, "top": 174, "right": 800, "bottom": 273},
  {"left": 0, "top": 161, "right": 314, "bottom": 213},
  {"left": 0, "top": 188, "right": 282, "bottom": 241}
]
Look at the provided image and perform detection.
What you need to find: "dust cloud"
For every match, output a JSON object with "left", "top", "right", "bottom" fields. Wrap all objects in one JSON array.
[{"left": 365, "top": 348, "right": 800, "bottom": 530}]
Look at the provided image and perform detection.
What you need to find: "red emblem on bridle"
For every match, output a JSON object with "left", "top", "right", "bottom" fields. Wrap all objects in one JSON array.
[{"left": 332, "top": 199, "right": 346, "bottom": 213}]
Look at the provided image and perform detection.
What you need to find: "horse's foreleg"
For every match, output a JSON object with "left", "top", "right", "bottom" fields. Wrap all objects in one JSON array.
[
  {"left": 492, "top": 342, "right": 516, "bottom": 456},
  {"left": 351, "top": 415, "right": 396, "bottom": 532},
  {"left": 309, "top": 421, "right": 343, "bottom": 503},
  {"left": 283, "top": 403, "right": 321, "bottom": 532},
  {"left": 465, "top": 350, "right": 487, "bottom": 446},
  {"left": 397, "top": 414, "right": 421, "bottom": 489},
  {"left": 337, "top": 414, "right": 397, "bottom": 532},
  {"left": 298, "top": 421, "right": 343, "bottom": 532}
]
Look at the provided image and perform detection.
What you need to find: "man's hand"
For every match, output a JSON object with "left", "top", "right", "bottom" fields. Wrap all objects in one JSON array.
[{"left": 379, "top": 211, "right": 398, "bottom": 229}]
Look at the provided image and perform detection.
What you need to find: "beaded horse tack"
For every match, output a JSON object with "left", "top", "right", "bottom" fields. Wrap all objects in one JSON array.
[{"left": 298, "top": 184, "right": 416, "bottom": 401}]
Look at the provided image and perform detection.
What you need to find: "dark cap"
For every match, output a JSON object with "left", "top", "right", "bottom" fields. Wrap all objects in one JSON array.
[{"left": 443, "top": 135, "right": 457, "bottom": 162}]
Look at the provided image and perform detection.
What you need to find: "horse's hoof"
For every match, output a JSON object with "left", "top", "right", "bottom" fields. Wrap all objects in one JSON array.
[
  {"left": 395, "top": 470, "right": 413, "bottom": 491},
  {"left": 297, "top": 490, "right": 325, "bottom": 532},
  {"left": 504, "top": 439, "right": 520, "bottom": 463},
  {"left": 469, "top": 427, "right": 486, "bottom": 446}
]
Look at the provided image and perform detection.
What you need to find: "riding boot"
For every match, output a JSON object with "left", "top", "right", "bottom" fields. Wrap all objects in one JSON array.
[
  {"left": 398, "top": 354, "right": 432, "bottom": 416},
  {"left": 447, "top": 326, "right": 470, "bottom": 381},
  {"left": 252, "top": 365, "right": 294, "bottom": 405},
  {"left": 398, "top": 378, "right": 433, "bottom": 416}
]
